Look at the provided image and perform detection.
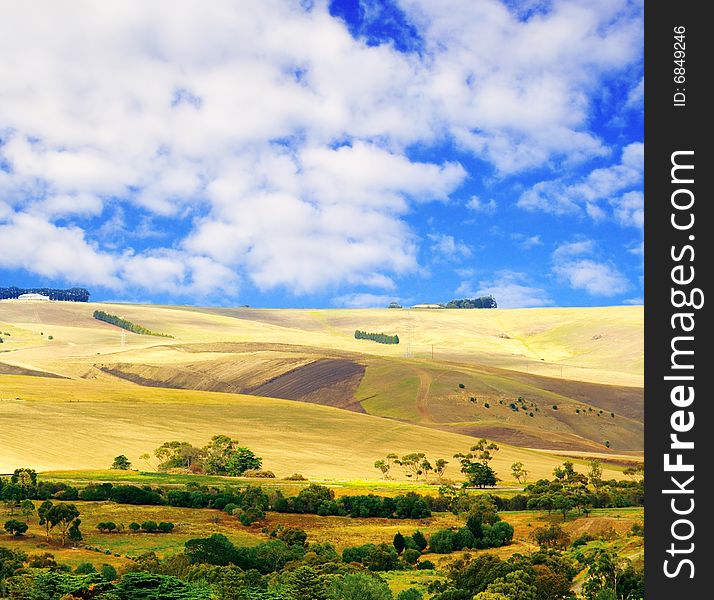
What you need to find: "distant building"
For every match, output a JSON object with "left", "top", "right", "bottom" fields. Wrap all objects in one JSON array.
[{"left": 17, "top": 293, "right": 51, "bottom": 301}]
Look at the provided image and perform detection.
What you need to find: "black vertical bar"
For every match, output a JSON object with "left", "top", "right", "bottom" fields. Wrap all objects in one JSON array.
[{"left": 645, "top": 1, "right": 710, "bottom": 597}]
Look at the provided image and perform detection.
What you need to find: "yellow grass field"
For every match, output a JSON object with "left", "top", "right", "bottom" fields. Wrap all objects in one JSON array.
[{"left": 0, "top": 300, "right": 643, "bottom": 480}]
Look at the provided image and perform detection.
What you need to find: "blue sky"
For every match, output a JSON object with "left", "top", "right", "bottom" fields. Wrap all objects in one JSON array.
[{"left": 0, "top": 0, "right": 643, "bottom": 308}]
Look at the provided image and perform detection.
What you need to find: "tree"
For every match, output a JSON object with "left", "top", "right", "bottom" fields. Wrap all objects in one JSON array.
[
  {"left": 4, "top": 520, "right": 28, "bottom": 536},
  {"left": 19, "top": 499, "right": 35, "bottom": 522},
  {"left": 100, "top": 563, "right": 118, "bottom": 582},
  {"left": 374, "top": 460, "right": 390, "bottom": 480},
  {"left": 225, "top": 447, "right": 262, "bottom": 476},
  {"left": 329, "top": 573, "right": 393, "bottom": 600},
  {"left": 393, "top": 532, "right": 406, "bottom": 555},
  {"left": 455, "top": 439, "right": 500, "bottom": 488},
  {"left": 434, "top": 458, "right": 449, "bottom": 479},
  {"left": 396, "top": 453, "right": 427, "bottom": 479},
  {"left": 46, "top": 503, "right": 81, "bottom": 546},
  {"left": 411, "top": 530, "right": 427, "bottom": 552},
  {"left": 67, "top": 518, "right": 83, "bottom": 543},
  {"left": 111, "top": 455, "right": 132, "bottom": 470},
  {"left": 511, "top": 462, "right": 529, "bottom": 485},
  {"left": 185, "top": 533, "right": 238, "bottom": 565},
  {"left": 587, "top": 461, "right": 603, "bottom": 489},
  {"left": 286, "top": 566, "right": 329, "bottom": 600},
  {"left": 482, "top": 569, "right": 538, "bottom": 600},
  {"left": 154, "top": 440, "right": 205, "bottom": 471},
  {"left": 397, "top": 590, "right": 423, "bottom": 600},
  {"left": 38, "top": 500, "right": 54, "bottom": 541},
  {"left": 552, "top": 494, "right": 575, "bottom": 521},
  {"left": 532, "top": 524, "right": 570, "bottom": 549}
]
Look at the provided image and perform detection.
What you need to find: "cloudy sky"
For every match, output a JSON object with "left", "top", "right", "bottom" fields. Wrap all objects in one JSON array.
[{"left": 0, "top": 0, "right": 643, "bottom": 308}]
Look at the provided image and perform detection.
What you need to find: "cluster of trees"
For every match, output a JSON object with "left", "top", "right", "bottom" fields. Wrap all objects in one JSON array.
[
  {"left": 150, "top": 435, "right": 262, "bottom": 475},
  {"left": 374, "top": 453, "right": 448, "bottom": 481},
  {"left": 445, "top": 296, "right": 497, "bottom": 309},
  {"left": 92, "top": 310, "right": 172, "bottom": 337},
  {"left": 427, "top": 496, "right": 514, "bottom": 555},
  {"left": 2, "top": 500, "right": 85, "bottom": 548},
  {"left": 0, "top": 287, "right": 90, "bottom": 301},
  {"left": 354, "top": 330, "right": 399, "bottom": 344},
  {"left": 454, "top": 439, "right": 500, "bottom": 488},
  {"left": 427, "top": 550, "right": 580, "bottom": 600},
  {"left": 273, "top": 485, "right": 431, "bottom": 519},
  {"left": 97, "top": 521, "right": 175, "bottom": 534}
]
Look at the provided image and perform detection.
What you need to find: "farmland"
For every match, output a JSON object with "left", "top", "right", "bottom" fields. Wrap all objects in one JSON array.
[{"left": 0, "top": 300, "right": 643, "bottom": 598}]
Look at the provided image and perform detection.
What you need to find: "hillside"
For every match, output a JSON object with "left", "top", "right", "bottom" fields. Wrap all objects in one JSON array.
[{"left": 0, "top": 300, "right": 643, "bottom": 475}]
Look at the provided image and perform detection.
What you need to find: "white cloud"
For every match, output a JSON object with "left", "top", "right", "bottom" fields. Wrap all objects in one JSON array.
[
  {"left": 456, "top": 270, "right": 552, "bottom": 308},
  {"left": 428, "top": 233, "right": 472, "bottom": 260},
  {"left": 511, "top": 233, "right": 542, "bottom": 249},
  {"left": 552, "top": 259, "right": 629, "bottom": 296},
  {"left": 0, "top": 0, "right": 643, "bottom": 298},
  {"left": 551, "top": 239, "right": 629, "bottom": 296},
  {"left": 612, "top": 190, "right": 643, "bottom": 228},
  {"left": 623, "top": 297, "right": 643, "bottom": 305},
  {"left": 332, "top": 293, "right": 400, "bottom": 308},
  {"left": 552, "top": 239, "right": 596, "bottom": 261},
  {"left": 467, "top": 195, "right": 497, "bottom": 214},
  {"left": 518, "top": 142, "right": 643, "bottom": 219}
]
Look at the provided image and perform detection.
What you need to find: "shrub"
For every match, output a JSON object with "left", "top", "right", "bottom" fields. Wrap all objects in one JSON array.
[
  {"left": 128, "top": 522, "right": 141, "bottom": 532},
  {"left": 157, "top": 522, "right": 175, "bottom": 533},
  {"left": 74, "top": 562, "right": 96, "bottom": 574},
  {"left": 100, "top": 564, "right": 118, "bottom": 581},
  {"left": 141, "top": 521, "right": 159, "bottom": 533},
  {"left": 459, "top": 383, "right": 465, "bottom": 389},
  {"left": 417, "top": 560, "right": 435, "bottom": 570},
  {"left": 402, "top": 548, "right": 421, "bottom": 564},
  {"left": 428, "top": 529, "right": 454, "bottom": 554},
  {"left": 484, "top": 402, "right": 490, "bottom": 408},
  {"left": 411, "top": 531, "right": 427, "bottom": 551},
  {"left": 244, "top": 470, "right": 276, "bottom": 478},
  {"left": 284, "top": 473, "right": 307, "bottom": 481}
]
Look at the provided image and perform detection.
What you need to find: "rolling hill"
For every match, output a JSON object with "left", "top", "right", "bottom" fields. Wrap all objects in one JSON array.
[{"left": 0, "top": 300, "right": 643, "bottom": 479}]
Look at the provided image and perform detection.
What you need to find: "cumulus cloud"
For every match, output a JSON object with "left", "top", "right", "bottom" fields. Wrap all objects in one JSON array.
[
  {"left": 427, "top": 233, "right": 472, "bottom": 260},
  {"left": 0, "top": 0, "right": 643, "bottom": 299},
  {"left": 551, "top": 240, "right": 629, "bottom": 296},
  {"left": 332, "top": 292, "right": 401, "bottom": 308},
  {"left": 466, "top": 196, "right": 497, "bottom": 214},
  {"left": 511, "top": 233, "right": 543, "bottom": 249},
  {"left": 518, "top": 142, "right": 643, "bottom": 220},
  {"left": 456, "top": 270, "right": 552, "bottom": 308}
]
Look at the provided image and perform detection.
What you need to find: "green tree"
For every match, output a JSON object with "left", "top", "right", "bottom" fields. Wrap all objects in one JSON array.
[
  {"left": 100, "top": 563, "right": 118, "bottom": 582},
  {"left": 397, "top": 590, "right": 422, "bottom": 600},
  {"left": 482, "top": 569, "right": 538, "bottom": 600},
  {"left": 37, "top": 500, "right": 53, "bottom": 541},
  {"left": 19, "top": 499, "right": 35, "bottom": 522},
  {"left": 286, "top": 566, "right": 329, "bottom": 600},
  {"left": 225, "top": 447, "right": 262, "bottom": 476},
  {"left": 396, "top": 453, "right": 427, "bottom": 479},
  {"left": 411, "top": 530, "right": 427, "bottom": 551},
  {"left": 374, "top": 460, "right": 390, "bottom": 480},
  {"left": 111, "top": 454, "right": 132, "bottom": 470},
  {"left": 511, "top": 462, "right": 529, "bottom": 485},
  {"left": 329, "top": 572, "right": 393, "bottom": 600},
  {"left": 587, "top": 461, "right": 603, "bottom": 489},
  {"left": 393, "top": 532, "right": 406, "bottom": 554},
  {"left": 434, "top": 458, "right": 449, "bottom": 478},
  {"left": 4, "top": 520, "right": 28, "bottom": 536},
  {"left": 45, "top": 503, "right": 81, "bottom": 546},
  {"left": 185, "top": 533, "right": 237, "bottom": 565}
]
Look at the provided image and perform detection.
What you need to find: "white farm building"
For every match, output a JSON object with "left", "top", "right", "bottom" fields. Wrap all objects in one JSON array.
[{"left": 17, "top": 293, "right": 51, "bottom": 301}]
